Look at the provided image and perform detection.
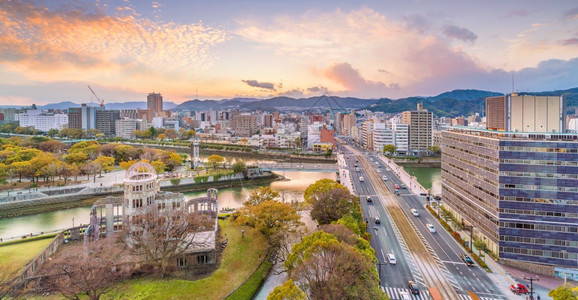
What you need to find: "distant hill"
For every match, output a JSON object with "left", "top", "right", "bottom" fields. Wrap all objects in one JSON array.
[
  {"left": 174, "top": 96, "right": 379, "bottom": 111},
  {"left": 429, "top": 89, "right": 503, "bottom": 102}
]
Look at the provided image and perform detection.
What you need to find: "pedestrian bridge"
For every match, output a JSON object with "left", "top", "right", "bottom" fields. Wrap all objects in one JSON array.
[{"left": 256, "top": 162, "right": 338, "bottom": 171}]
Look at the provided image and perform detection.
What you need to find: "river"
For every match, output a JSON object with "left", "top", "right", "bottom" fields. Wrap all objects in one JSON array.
[
  {"left": 402, "top": 166, "right": 442, "bottom": 195},
  {"left": 0, "top": 170, "right": 336, "bottom": 240}
]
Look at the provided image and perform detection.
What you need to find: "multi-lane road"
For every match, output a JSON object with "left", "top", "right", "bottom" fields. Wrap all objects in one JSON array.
[{"left": 340, "top": 144, "right": 507, "bottom": 300}]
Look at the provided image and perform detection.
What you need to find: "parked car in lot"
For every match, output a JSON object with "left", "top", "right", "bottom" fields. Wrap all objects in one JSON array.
[
  {"left": 427, "top": 223, "right": 436, "bottom": 233},
  {"left": 510, "top": 284, "right": 529, "bottom": 295},
  {"left": 411, "top": 209, "right": 419, "bottom": 217},
  {"left": 407, "top": 281, "right": 420, "bottom": 295},
  {"left": 461, "top": 254, "right": 474, "bottom": 266},
  {"left": 366, "top": 196, "right": 372, "bottom": 203}
]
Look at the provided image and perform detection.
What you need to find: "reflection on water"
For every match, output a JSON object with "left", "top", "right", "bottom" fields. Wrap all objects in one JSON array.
[
  {"left": 185, "top": 171, "right": 336, "bottom": 210},
  {"left": 0, "top": 207, "right": 91, "bottom": 240},
  {"left": 403, "top": 167, "right": 442, "bottom": 195},
  {"left": 0, "top": 171, "right": 336, "bottom": 240}
]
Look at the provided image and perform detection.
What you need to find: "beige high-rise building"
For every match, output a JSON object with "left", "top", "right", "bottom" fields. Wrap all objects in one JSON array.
[
  {"left": 231, "top": 114, "right": 259, "bottom": 137},
  {"left": 402, "top": 104, "right": 433, "bottom": 155},
  {"left": 147, "top": 92, "right": 163, "bottom": 122},
  {"left": 486, "top": 94, "right": 566, "bottom": 133}
]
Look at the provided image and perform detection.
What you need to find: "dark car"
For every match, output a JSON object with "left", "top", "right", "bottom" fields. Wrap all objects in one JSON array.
[
  {"left": 374, "top": 217, "right": 381, "bottom": 224},
  {"left": 408, "top": 281, "right": 420, "bottom": 295},
  {"left": 461, "top": 254, "right": 474, "bottom": 266},
  {"left": 367, "top": 196, "right": 372, "bottom": 203}
]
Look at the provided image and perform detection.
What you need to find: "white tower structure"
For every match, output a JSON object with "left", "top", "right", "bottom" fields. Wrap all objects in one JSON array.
[{"left": 124, "top": 162, "right": 159, "bottom": 217}]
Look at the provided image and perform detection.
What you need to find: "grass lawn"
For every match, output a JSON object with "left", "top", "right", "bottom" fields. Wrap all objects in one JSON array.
[
  {"left": 0, "top": 237, "right": 54, "bottom": 272},
  {"left": 104, "top": 219, "right": 268, "bottom": 300}
]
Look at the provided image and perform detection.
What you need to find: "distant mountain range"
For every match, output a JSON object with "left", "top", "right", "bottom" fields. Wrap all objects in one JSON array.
[{"left": 1, "top": 87, "right": 576, "bottom": 117}]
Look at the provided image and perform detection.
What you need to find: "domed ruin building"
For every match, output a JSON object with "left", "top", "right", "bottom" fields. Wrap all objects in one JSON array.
[{"left": 86, "top": 161, "right": 218, "bottom": 270}]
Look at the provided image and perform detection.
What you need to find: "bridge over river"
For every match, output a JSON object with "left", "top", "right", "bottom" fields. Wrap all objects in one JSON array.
[{"left": 256, "top": 162, "right": 338, "bottom": 171}]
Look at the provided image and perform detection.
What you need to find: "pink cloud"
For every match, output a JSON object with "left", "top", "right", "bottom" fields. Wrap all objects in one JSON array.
[{"left": 324, "top": 62, "right": 398, "bottom": 97}]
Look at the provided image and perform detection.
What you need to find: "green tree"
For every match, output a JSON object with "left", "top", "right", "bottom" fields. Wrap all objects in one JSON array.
[
  {"left": 232, "top": 161, "right": 246, "bottom": 173},
  {"left": 148, "top": 126, "right": 158, "bottom": 138},
  {"left": 325, "top": 148, "right": 332, "bottom": 158},
  {"left": 310, "top": 187, "right": 357, "bottom": 225},
  {"left": 235, "top": 200, "right": 304, "bottom": 239},
  {"left": 549, "top": 283, "right": 578, "bottom": 300},
  {"left": 151, "top": 160, "right": 166, "bottom": 173},
  {"left": 206, "top": 154, "right": 225, "bottom": 170},
  {"left": 246, "top": 186, "right": 280, "bottom": 206},
  {"left": 94, "top": 156, "right": 115, "bottom": 173},
  {"left": 474, "top": 240, "right": 488, "bottom": 253},
  {"left": 285, "top": 231, "right": 384, "bottom": 300},
  {"left": 185, "top": 129, "right": 196, "bottom": 139},
  {"left": 429, "top": 145, "right": 441, "bottom": 155},
  {"left": 383, "top": 144, "right": 396, "bottom": 155},
  {"left": 267, "top": 279, "right": 306, "bottom": 300},
  {"left": 46, "top": 128, "right": 59, "bottom": 137},
  {"left": 304, "top": 179, "right": 348, "bottom": 204}
]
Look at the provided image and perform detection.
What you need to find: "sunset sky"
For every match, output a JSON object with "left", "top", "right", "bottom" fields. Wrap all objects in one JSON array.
[{"left": 1, "top": 0, "right": 577, "bottom": 105}]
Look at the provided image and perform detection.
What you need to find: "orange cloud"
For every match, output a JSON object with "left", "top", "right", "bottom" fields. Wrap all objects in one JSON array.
[{"left": 0, "top": 0, "right": 227, "bottom": 80}]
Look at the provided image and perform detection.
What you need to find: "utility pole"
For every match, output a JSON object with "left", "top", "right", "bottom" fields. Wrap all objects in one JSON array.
[
  {"left": 377, "top": 262, "right": 386, "bottom": 285},
  {"left": 523, "top": 276, "right": 539, "bottom": 300}
]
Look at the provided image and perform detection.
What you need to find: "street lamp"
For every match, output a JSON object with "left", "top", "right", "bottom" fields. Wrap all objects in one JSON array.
[{"left": 523, "top": 276, "right": 539, "bottom": 300}]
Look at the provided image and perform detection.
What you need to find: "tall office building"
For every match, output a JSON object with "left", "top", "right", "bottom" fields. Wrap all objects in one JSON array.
[
  {"left": 441, "top": 95, "right": 578, "bottom": 280},
  {"left": 147, "top": 92, "right": 163, "bottom": 122},
  {"left": 487, "top": 94, "right": 566, "bottom": 132},
  {"left": 362, "top": 120, "right": 374, "bottom": 150},
  {"left": 96, "top": 110, "right": 121, "bottom": 136},
  {"left": 402, "top": 103, "right": 433, "bottom": 155},
  {"left": 68, "top": 107, "right": 82, "bottom": 129},
  {"left": 80, "top": 104, "right": 103, "bottom": 130},
  {"left": 230, "top": 114, "right": 259, "bottom": 137}
]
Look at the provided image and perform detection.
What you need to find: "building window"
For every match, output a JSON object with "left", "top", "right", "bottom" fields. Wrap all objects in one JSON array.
[
  {"left": 197, "top": 255, "right": 208, "bottom": 265},
  {"left": 178, "top": 257, "right": 187, "bottom": 268}
]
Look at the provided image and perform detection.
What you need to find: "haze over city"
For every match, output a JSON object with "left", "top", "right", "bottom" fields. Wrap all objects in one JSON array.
[{"left": 1, "top": 0, "right": 577, "bottom": 105}]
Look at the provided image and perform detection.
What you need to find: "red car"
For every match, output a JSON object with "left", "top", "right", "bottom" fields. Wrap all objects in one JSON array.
[
  {"left": 394, "top": 184, "right": 400, "bottom": 189},
  {"left": 510, "top": 284, "right": 529, "bottom": 295}
]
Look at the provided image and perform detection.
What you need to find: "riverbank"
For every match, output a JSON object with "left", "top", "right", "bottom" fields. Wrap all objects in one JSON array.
[{"left": 0, "top": 174, "right": 281, "bottom": 219}]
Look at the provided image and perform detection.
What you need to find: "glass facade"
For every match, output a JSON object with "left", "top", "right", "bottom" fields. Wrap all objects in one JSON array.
[{"left": 442, "top": 127, "right": 578, "bottom": 269}]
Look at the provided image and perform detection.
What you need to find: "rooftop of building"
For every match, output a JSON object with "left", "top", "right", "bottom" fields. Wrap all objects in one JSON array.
[{"left": 447, "top": 126, "right": 578, "bottom": 141}]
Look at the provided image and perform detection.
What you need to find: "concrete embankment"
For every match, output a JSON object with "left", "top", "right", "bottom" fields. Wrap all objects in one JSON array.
[{"left": 0, "top": 174, "right": 281, "bottom": 219}]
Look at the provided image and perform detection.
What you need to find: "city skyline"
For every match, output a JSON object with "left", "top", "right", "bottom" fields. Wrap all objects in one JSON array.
[{"left": 1, "top": 0, "right": 577, "bottom": 105}]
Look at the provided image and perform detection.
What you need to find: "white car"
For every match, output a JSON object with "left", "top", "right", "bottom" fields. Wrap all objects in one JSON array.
[
  {"left": 387, "top": 253, "right": 396, "bottom": 264},
  {"left": 356, "top": 168, "right": 360, "bottom": 172},
  {"left": 377, "top": 169, "right": 381, "bottom": 173},
  {"left": 427, "top": 223, "right": 436, "bottom": 233},
  {"left": 359, "top": 176, "right": 365, "bottom": 182},
  {"left": 411, "top": 209, "right": 419, "bottom": 217},
  {"left": 382, "top": 176, "right": 388, "bottom": 181}
]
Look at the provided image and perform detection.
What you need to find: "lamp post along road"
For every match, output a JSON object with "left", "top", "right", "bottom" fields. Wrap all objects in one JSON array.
[{"left": 524, "top": 276, "right": 539, "bottom": 300}]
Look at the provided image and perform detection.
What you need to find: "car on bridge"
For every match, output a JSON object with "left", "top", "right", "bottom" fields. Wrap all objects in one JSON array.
[
  {"left": 374, "top": 217, "right": 381, "bottom": 224},
  {"left": 356, "top": 168, "right": 360, "bottom": 172},
  {"left": 411, "top": 209, "right": 419, "bottom": 217},
  {"left": 427, "top": 223, "right": 436, "bottom": 233},
  {"left": 395, "top": 190, "right": 400, "bottom": 195},
  {"left": 461, "top": 254, "right": 475, "bottom": 266},
  {"left": 394, "top": 184, "right": 400, "bottom": 189},
  {"left": 382, "top": 176, "right": 388, "bottom": 181},
  {"left": 401, "top": 184, "right": 407, "bottom": 189}
]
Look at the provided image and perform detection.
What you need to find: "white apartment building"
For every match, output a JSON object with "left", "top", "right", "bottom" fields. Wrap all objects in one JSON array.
[
  {"left": 116, "top": 118, "right": 147, "bottom": 139},
  {"left": 372, "top": 121, "right": 409, "bottom": 155},
  {"left": 393, "top": 122, "right": 409, "bottom": 155},
  {"left": 307, "top": 123, "right": 322, "bottom": 149},
  {"left": 18, "top": 110, "right": 68, "bottom": 132}
]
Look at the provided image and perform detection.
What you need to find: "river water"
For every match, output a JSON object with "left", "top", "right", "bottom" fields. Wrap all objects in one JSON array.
[
  {"left": 0, "top": 171, "right": 336, "bottom": 240},
  {"left": 402, "top": 166, "right": 442, "bottom": 195}
]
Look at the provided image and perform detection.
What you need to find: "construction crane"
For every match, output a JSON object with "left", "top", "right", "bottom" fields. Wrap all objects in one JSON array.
[{"left": 87, "top": 85, "right": 105, "bottom": 107}]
